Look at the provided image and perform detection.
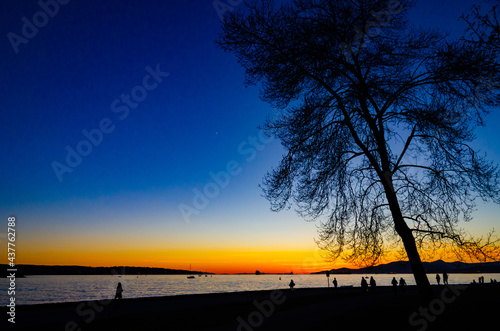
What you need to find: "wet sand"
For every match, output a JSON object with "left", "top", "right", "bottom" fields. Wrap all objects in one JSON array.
[{"left": 2, "top": 284, "right": 498, "bottom": 331}]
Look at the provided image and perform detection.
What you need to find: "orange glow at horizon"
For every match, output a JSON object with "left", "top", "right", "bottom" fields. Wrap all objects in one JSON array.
[
  {"left": 12, "top": 243, "right": 349, "bottom": 274},
  {"left": 10, "top": 241, "right": 470, "bottom": 274},
  {"left": 8, "top": 232, "right": 469, "bottom": 274}
]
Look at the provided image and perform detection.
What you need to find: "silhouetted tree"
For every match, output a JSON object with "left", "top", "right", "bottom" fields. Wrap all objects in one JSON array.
[
  {"left": 217, "top": 0, "right": 500, "bottom": 302},
  {"left": 462, "top": 1, "right": 500, "bottom": 52}
]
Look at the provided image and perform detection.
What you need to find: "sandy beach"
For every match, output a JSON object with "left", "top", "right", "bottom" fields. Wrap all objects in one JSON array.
[{"left": 2, "top": 283, "right": 498, "bottom": 331}]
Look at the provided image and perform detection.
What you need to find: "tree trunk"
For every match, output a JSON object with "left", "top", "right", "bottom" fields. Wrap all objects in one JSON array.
[
  {"left": 395, "top": 215, "right": 434, "bottom": 303},
  {"left": 383, "top": 179, "right": 434, "bottom": 303}
]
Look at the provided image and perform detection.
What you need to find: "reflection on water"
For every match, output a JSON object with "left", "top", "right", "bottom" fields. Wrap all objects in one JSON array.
[{"left": 1, "top": 273, "right": 498, "bottom": 305}]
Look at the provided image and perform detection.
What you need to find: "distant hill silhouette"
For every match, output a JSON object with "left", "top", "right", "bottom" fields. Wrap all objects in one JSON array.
[
  {"left": 313, "top": 260, "right": 500, "bottom": 274},
  {"left": 1, "top": 265, "right": 209, "bottom": 276}
]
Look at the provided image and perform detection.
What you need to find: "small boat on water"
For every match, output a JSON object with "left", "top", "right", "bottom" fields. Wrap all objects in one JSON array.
[{"left": 187, "top": 264, "right": 195, "bottom": 279}]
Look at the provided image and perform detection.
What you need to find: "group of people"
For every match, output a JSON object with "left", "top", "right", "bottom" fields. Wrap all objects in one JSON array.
[
  {"left": 115, "top": 271, "right": 499, "bottom": 300},
  {"left": 478, "top": 276, "right": 485, "bottom": 284},
  {"left": 391, "top": 277, "right": 407, "bottom": 294},
  {"left": 436, "top": 272, "right": 449, "bottom": 285},
  {"left": 115, "top": 274, "right": 497, "bottom": 300},
  {"left": 331, "top": 276, "right": 408, "bottom": 294},
  {"left": 472, "top": 276, "right": 491, "bottom": 285},
  {"left": 360, "top": 276, "right": 377, "bottom": 294}
]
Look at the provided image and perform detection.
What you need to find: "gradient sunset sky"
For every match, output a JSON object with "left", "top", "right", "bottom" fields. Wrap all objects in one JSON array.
[{"left": 1, "top": 0, "right": 499, "bottom": 274}]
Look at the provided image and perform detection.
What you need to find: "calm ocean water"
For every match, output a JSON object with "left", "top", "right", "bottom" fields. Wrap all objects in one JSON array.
[{"left": 2, "top": 273, "right": 499, "bottom": 305}]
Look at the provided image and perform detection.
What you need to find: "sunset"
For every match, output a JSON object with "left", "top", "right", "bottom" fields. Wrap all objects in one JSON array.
[{"left": 1, "top": 0, "right": 500, "bottom": 330}]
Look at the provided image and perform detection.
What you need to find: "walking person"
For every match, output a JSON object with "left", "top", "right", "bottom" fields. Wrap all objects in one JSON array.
[
  {"left": 391, "top": 277, "right": 398, "bottom": 295},
  {"left": 361, "top": 277, "right": 368, "bottom": 294},
  {"left": 115, "top": 282, "right": 123, "bottom": 300},
  {"left": 289, "top": 279, "right": 295, "bottom": 290},
  {"left": 332, "top": 277, "right": 338, "bottom": 289},
  {"left": 399, "top": 277, "right": 406, "bottom": 293},
  {"left": 369, "top": 276, "right": 376, "bottom": 293},
  {"left": 443, "top": 272, "right": 448, "bottom": 285},
  {"left": 436, "top": 274, "right": 441, "bottom": 285}
]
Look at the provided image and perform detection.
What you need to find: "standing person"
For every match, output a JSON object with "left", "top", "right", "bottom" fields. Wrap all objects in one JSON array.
[
  {"left": 391, "top": 277, "right": 398, "bottom": 295},
  {"left": 289, "top": 279, "right": 295, "bottom": 290},
  {"left": 369, "top": 276, "right": 376, "bottom": 293},
  {"left": 443, "top": 272, "right": 448, "bottom": 285},
  {"left": 436, "top": 274, "right": 441, "bottom": 285},
  {"left": 115, "top": 282, "right": 123, "bottom": 300},
  {"left": 361, "top": 277, "right": 368, "bottom": 294},
  {"left": 399, "top": 277, "right": 406, "bottom": 293},
  {"left": 332, "top": 277, "right": 338, "bottom": 289}
]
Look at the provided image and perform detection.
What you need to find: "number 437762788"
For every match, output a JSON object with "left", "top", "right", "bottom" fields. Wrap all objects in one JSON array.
[{"left": 7, "top": 216, "right": 16, "bottom": 268}]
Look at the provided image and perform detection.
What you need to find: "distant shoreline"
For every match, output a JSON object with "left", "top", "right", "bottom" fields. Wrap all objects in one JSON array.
[
  {"left": 3, "top": 259, "right": 500, "bottom": 276},
  {"left": 0, "top": 264, "right": 210, "bottom": 277},
  {"left": 313, "top": 259, "right": 500, "bottom": 274}
]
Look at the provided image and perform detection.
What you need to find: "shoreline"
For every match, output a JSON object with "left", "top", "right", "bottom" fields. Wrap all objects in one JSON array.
[
  {"left": 8, "top": 273, "right": 499, "bottom": 307},
  {"left": 6, "top": 272, "right": 499, "bottom": 307},
  {"left": 2, "top": 283, "right": 498, "bottom": 330}
]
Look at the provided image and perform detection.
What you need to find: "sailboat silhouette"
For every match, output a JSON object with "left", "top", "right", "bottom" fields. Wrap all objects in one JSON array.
[{"left": 187, "top": 264, "right": 195, "bottom": 279}]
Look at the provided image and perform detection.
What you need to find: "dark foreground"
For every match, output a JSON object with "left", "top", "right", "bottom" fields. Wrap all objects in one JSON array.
[{"left": 2, "top": 284, "right": 499, "bottom": 331}]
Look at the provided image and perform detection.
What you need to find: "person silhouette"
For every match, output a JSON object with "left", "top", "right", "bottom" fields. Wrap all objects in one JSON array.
[
  {"left": 332, "top": 277, "right": 338, "bottom": 289},
  {"left": 399, "top": 277, "right": 406, "bottom": 293},
  {"left": 361, "top": 277, "right": 368, "bottom": 294},
  {"left": 115, "top": 282, "right": 123, "bottom": 299},
  {"left": 436, "top": 274, "right": 441, "bottom": 285},
  {"left": 289, "top": 279, "right": 295, "bottom": 290},
  {"left": 369, "top": 276, "right": 376, "bottom": 293},
  {"left": 443, "top": 272, "right": 448, "bottom": 285},
  {"left": 391, "top": 277, "right": 398, "bottom": 295}
]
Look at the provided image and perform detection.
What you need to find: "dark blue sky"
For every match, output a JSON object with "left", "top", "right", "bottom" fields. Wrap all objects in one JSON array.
[
  {"left": 1, "top": 0, "right": 276, "bottom": 207},
  {"left": 3, "top": 0, "right": 493, "bottom": 207},
  {"left": 1, "top": 0, "right": 499, "bottom": 269}
]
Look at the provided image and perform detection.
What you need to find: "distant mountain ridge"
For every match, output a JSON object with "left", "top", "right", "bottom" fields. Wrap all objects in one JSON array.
[
  {"left": 312, "top": 260, "right": 500, "bottom": 274},
  {"left": 1, "top": 265, "right": 208, "bottom": 276}
]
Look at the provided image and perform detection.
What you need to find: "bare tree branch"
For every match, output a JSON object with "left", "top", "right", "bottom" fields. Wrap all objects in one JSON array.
[{"left": 217, "top": 0, "right": 500, "bottom": 301}]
